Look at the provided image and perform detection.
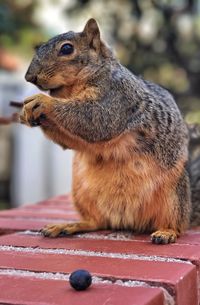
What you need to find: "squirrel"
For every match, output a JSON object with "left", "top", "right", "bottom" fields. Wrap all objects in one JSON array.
[{"left": 20, "top": 18, "right": 191, "bottom": 244}]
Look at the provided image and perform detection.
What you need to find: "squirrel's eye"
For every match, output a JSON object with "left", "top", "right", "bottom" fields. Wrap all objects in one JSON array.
[{"left": 59, "top": 43, "right": 74, "bottom": 56}]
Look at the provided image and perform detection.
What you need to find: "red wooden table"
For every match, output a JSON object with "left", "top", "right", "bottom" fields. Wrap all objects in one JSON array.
[{"left": 0, "top": 194, "right": 199, "bottom": 305}]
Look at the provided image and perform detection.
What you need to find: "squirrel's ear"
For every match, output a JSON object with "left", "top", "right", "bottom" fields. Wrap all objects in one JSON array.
[{"left": 83, "top": 18, "right": 101, "bottom": 51}]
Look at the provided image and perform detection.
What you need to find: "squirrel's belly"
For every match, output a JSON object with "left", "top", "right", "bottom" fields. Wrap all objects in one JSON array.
[{"left": 72, "top": 152, "right": 165, "bottom": 231}]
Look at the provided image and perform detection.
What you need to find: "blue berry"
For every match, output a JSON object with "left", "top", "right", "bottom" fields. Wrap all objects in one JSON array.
[{"left": 69, "top": 269, "right": 92, "bottom": 291}]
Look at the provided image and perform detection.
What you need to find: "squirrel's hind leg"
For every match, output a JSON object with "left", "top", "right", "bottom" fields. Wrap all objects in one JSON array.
[
  {"left": 150, "top": 169, "right": 190, "bottom": 245},
  {"left": 40, "top": 221, "right": 99, "bottom": 238}
]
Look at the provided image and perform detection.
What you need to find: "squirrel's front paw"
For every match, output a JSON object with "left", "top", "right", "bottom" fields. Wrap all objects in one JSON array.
[{"left": 20, "top": 94, "right": 53, "bottom": 127}]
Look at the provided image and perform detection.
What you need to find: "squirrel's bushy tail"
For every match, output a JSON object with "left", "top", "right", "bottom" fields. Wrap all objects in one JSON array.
[{"left": 188, "top": 124, "right": 200, "bottom": 226}]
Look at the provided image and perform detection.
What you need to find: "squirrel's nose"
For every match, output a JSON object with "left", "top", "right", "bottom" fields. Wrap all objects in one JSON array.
[{"left": 25, "top": 72, "right": 37, "bottom": 85}]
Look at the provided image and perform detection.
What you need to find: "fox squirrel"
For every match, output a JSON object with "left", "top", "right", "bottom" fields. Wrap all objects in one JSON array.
[{"left": 20, "top": 18, "right": 191, "bottom": 244}]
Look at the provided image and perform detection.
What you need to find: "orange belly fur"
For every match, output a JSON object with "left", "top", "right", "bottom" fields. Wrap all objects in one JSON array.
[{"left": 72, "top": 132, "right": 186, "bottom": 233}]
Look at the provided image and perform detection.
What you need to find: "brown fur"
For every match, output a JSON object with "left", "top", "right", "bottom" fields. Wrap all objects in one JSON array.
[
  {"left": 21, "top": 19, "right": 191, "bottom": 243},
  {"left": 22, "top": 94, "right": 188, "bottom": 241}
]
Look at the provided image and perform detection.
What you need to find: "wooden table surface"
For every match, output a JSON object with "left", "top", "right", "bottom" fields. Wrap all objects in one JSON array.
[{"left": 0, "top": 194, "right": 199, "bottom": 305}]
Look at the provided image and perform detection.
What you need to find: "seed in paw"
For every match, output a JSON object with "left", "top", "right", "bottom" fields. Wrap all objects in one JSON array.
[{"left": 69, "top": 269, "right": 92, "bottom": 291}]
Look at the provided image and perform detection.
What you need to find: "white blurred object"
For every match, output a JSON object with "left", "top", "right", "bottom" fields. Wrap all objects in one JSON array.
[
  {"left": 0, "top": 72, "right": 73, "bottom": 207},
  {"left": 11, "top": 124, "right": 73, "bottom": 206},
  {"left": 35, "top": 0, "right": 73, "bottom": 34},
  {"left": 11, "top": 84, "right": 73, "bottom": 206}
]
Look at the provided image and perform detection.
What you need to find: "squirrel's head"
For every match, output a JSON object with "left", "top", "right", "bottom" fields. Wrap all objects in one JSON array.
[{"left": 25, "top": 18, "right": 113, "bottom": 95}]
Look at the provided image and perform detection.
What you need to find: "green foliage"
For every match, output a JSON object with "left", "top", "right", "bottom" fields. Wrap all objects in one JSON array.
[
  {"left": 0, "top": 0, "right": 47, "bottom": 55},
  {"left": 186, "top": 111, "right": 200, "bottom": 123}
]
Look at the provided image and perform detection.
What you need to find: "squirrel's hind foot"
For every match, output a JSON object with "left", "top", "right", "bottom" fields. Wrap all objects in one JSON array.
[
  {"left": 40, "top": 221, "right": 98, "bottom": 238},
  {"left": 151, "top": 229, "right": 177, "bottom": 244}
]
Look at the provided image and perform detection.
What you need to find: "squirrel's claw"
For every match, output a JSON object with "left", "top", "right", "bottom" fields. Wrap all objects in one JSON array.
[
  {"left": 151, "top": 230, "right": 177, "bottom": 244},
  {"left": 40, "top": 224, "right": 72, "bottom": 238}
]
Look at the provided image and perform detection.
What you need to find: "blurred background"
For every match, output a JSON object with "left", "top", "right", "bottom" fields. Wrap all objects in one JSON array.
[{"left": 0, "top": 0, "right": 200, "bottom": 208}]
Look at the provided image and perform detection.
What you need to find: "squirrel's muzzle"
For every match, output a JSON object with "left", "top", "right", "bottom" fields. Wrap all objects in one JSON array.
[
  {"left": 25, "top": 72, "right": 38, "bottom": 85},
  {"left": 25, "top": 57, "right": 41, "bottom": 85}
]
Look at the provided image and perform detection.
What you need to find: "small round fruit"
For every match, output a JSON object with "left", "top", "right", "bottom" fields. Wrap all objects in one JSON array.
[{"left": 69, "top": 269, "right": 92, "bottom": 291}]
